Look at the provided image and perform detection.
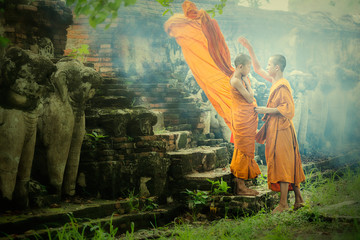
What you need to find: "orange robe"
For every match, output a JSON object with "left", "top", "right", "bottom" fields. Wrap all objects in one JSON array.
[
  {"left": 164, "top": 0, "right": 233, "bottom": 130},
  {"left": 164, "top": 0, "right": 260, "bottom": 180},
  {"left": 256, "top": 78, "right": 306, "bottom": 191},
  {"left": 230, "top": 78, "right": 261, "bottom": 180}
]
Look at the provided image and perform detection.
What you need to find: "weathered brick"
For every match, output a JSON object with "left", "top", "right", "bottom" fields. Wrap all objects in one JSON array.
[
  {"left": 17, "top": 4, "right": 38, "bottom": 11},
  {"left": 113, "top": 142, "right": 135, "bottom": 149},
  {"left": 139, "top": 136, "right": 157, "bottom": 141},
  {"left": 67, "top": 34, "right": 89, "bottom": 39},
  {"left": 100, "top": 44, "right": 111, "bottom": 49},
  {"left": 112, "top": 137, "right": 129, "bottom": 143},
  {"left": 96, "top": 62, "right": 113, "bottom": 67},
  {"left": 100, "top": 67, "right": 114, "bottom": 73},
  {"left": 86, "top": 57, "right": 100, "bottom": 62},
  {"left": 101, "top": 57, "right": 112, "bottom": 62}
]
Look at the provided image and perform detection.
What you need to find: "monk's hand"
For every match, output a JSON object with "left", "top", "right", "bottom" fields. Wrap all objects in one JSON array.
[
  {"left": 255, "top": 107, "right": 268, "bottom": 114},
  {"left": 238, "top": 37, "right": 251, "bottom": 49}
]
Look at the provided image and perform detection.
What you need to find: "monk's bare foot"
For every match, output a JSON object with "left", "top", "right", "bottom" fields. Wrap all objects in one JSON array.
[
  {"left": 236, "top": 187, "right": 259, "bottom": 196},
  {"left": 272, "top": 204, "right": 290, "bottom": 214},
  {"left": 293, "top": 202, "right": 305, "bottom": 211}
]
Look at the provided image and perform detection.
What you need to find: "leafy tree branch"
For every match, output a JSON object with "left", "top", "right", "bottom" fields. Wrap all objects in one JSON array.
[{"left": 65, "top": 0, "right": 228, "bottom": 28}]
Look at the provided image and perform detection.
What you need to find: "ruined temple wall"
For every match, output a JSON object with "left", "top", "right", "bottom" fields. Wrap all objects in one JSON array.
[
  {"left": 0, "top": 0, "right": 72, "bottom": 58},
  {"left": 65, "top": 0, "right": 360, "bottom": 153},
  {"left": 65, "top": 3, "right": 177, "bottom": 79}
]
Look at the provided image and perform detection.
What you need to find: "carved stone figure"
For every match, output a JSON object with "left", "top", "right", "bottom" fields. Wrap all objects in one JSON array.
[
  {"left": 0, "top": 47, "right": 56, "bottom": 208},
  {"left": 34, "top": 58, "right": 102, "bottom": 196},
  {"left": 289, "top": 70, "right": 312, "bottom": 153}
]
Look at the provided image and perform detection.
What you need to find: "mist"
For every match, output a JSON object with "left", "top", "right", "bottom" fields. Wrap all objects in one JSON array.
[{"left": 66, "top": 0, "right": 360, "bottom": 157}]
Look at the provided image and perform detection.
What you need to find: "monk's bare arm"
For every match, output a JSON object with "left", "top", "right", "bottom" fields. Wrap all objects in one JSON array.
[
  {"left": 230, "top": 76, "right": 254, "bottom": 104},
  {"left": 255, "top": 107, "right": 280, "bottom": 115},
  {"left": 238, "top": 37, "right": 273, "bottom": 83}
]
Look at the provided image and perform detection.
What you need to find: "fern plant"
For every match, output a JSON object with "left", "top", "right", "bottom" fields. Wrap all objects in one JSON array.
[{"left": 207, "top": 177, "right": 230, "bottom": 195}]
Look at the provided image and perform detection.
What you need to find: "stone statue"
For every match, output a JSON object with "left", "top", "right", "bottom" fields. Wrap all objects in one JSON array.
[
  {"left": 34, "top": 58, "right": 102, "bottom": 197},
  {"left": 0, "top": 47, "right": 56, "bottom": 208},
  {"left": 288, "top": 70, "right": 312, "bottom": 153}
]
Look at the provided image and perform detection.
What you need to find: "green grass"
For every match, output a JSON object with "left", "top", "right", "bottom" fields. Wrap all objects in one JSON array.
[
  {"left": 156, "top": 206, "right": 359, "bottom": 240},
  {"left": 155, "top": 166, "right": 360, "bottom": 240},
  {"left": 28, "top": 167, "right": 360, "bottom": 240},
  {"left": 306, "top": 167, "right": 360, "bottom": 218}
]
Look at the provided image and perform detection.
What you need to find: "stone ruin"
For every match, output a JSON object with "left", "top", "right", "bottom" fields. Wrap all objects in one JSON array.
[
  {"left": 0, "top": 0, "right": 359, "bottom": 216},
  {"left": 0, "top": 0, "right": 236, "bottom": 211},
  {"left": 0, "top": 1, "right": 359, "bottom": 239}
]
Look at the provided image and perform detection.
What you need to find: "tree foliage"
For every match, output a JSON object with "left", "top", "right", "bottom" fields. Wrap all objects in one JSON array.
[{"left": 65, "top": 0, "right": 228, "bottom": 28}]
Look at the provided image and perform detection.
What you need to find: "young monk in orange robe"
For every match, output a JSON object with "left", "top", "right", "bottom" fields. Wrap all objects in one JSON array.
[
  {"left": 164, "top": 1, "right": 261, "bottom": 195},
  {"left": 230, "top": 54, "right": 261, "bottom": 195},
  {"left": 238, "top": 37, "right": 306, "bottom": 212}
]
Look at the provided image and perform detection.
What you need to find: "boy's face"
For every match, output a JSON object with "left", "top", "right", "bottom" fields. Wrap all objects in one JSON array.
[
  {"left": 266, "top": 57, "right": 277, "bottom": 77},
  {"left": 238, "top": 62, "right": 251, "bottom": 77}
]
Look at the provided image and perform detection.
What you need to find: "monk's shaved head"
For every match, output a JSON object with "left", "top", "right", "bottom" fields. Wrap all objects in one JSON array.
[
  {"left": 270, "top": 55, "right": 286, "bottom": 72},
  {"left": 234, "top": 54, "right": 251, "bottom": 67}
]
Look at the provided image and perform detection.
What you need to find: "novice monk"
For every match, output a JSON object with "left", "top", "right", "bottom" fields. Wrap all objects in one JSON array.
[
  {"left": 165, "top": 1, "right": 262, "bottom": 196},
  {"left": 238, "top": 37, "right": 306, "bottom": 213},
  {"left": 230, "top": 54, "right": 261, "bottom": 196}
]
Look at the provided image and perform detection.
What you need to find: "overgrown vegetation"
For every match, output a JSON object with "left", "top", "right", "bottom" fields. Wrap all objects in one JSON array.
[
  {"left": 67, "top": 44, "right": 90, "bottom": 63},
  {"left": 157, "top": 167, "right": 360, "bottom": 239},
  {"left": 86, "top": 131, "right": 108, "bottom": 149},
  {"left": 13, "top": 167, "right": 360, "bottom": 239},
  {"left": 183, "top": 189, "right": 209, "bottom": 220},
  {"left": 207, "top": 177, "right": 231, "bottom": 195},
  {"left": 41, "top": 213, "right": 118, "bottom": 240},
  {"left": 123, "top": 190, "right": 159, "bottom": 213}
]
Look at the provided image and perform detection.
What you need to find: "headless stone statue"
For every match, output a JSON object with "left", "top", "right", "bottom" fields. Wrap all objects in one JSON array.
[
  {"left": 34, "top": 58, "right": 102, "bottom": 197},
  {"left": 0, "top": 47, "right": 56, "bottom": 208}
]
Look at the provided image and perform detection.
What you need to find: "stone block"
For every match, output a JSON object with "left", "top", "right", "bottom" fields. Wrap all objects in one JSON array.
[
  {"left": 126, "top": 108, "right": 158, "bottom": 137},
  {"left": 137, "top": 152, "right": 171, "bottom": 197},
  {"left": 86, "top": 109, "right": 131, "bottom": 137},
  {"left": 167, "top": 146, "right": 229, "bottom": 178},
  {"left": 77, "top": 161, "right": 131, "bottom": 199},
  {"left": 175, "top": 131, "right": 189, "bottom": 149}
]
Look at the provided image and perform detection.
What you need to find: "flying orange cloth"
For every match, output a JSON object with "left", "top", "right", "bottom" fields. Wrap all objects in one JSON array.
[
  {"left": 230, "top": 78, "right": 261, "bottom": 180},
  {"left": 164, "top": 0, "right": 261, "bottom": 180},
  {"left": 164, "top": 0, "right": 233, "bottom": 130},
  {"left": 256, "top": 78, "right": 306, "bottom": 191}
]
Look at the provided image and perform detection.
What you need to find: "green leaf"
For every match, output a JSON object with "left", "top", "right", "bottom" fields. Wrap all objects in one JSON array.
[
  {"left": 105, "top": 23, "right": 111, "bottom": 29},
  {"left": 0, "top": 36, "right": 10, "bottom": 47},
  {"left": 79, "top": 5, "right": 91, "bottom": 15},
  {"left": 111, "top": 11, "right": 118, "bottom": 19},
  {"left": 66, "top": 0, "right": 76, "bottom": 6},
  {"left": 124, "top": 0, "right": 137, "bottom": 6},
  {"left": 89, "top": 16, "right": 97, "bottom": 28},
  {"left": 162, "top": 8, "right": 170, "bottom": 16}
]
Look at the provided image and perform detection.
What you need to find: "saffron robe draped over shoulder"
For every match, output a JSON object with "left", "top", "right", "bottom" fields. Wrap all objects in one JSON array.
[
  {"left": 256, "top": 78, "right": 306, "bottom": 191},
  {"left": 230, "top": 78, "right": 261, "bottom": 180},
  {"left": 164, "top": 0, "right": 261, "bottom": 180}
]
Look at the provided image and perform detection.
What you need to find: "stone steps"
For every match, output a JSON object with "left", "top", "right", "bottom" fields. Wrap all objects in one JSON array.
[
  {"left": 90, "top": 95, "right": 133, "bottom": 108},
  {"left": 197, "top": 139, "right": 225, "bottom": 147},
  {"left": 85, "top": 107, "right": 157, "bottom": 138},
  {"left": 0, "top": 198, "right": 182, "bottom": 239},
  {"left": 207, "top": 189, "right": 277, "bottom": 218},
  {"left": 179, "top": 167, "right": 233, "bottom": 192},
  {"left": 167, "top": 146, "right": 229, "bottom": 179},
  {"left": 93, "top": 75, "right": 202, "bottom": 131}
]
